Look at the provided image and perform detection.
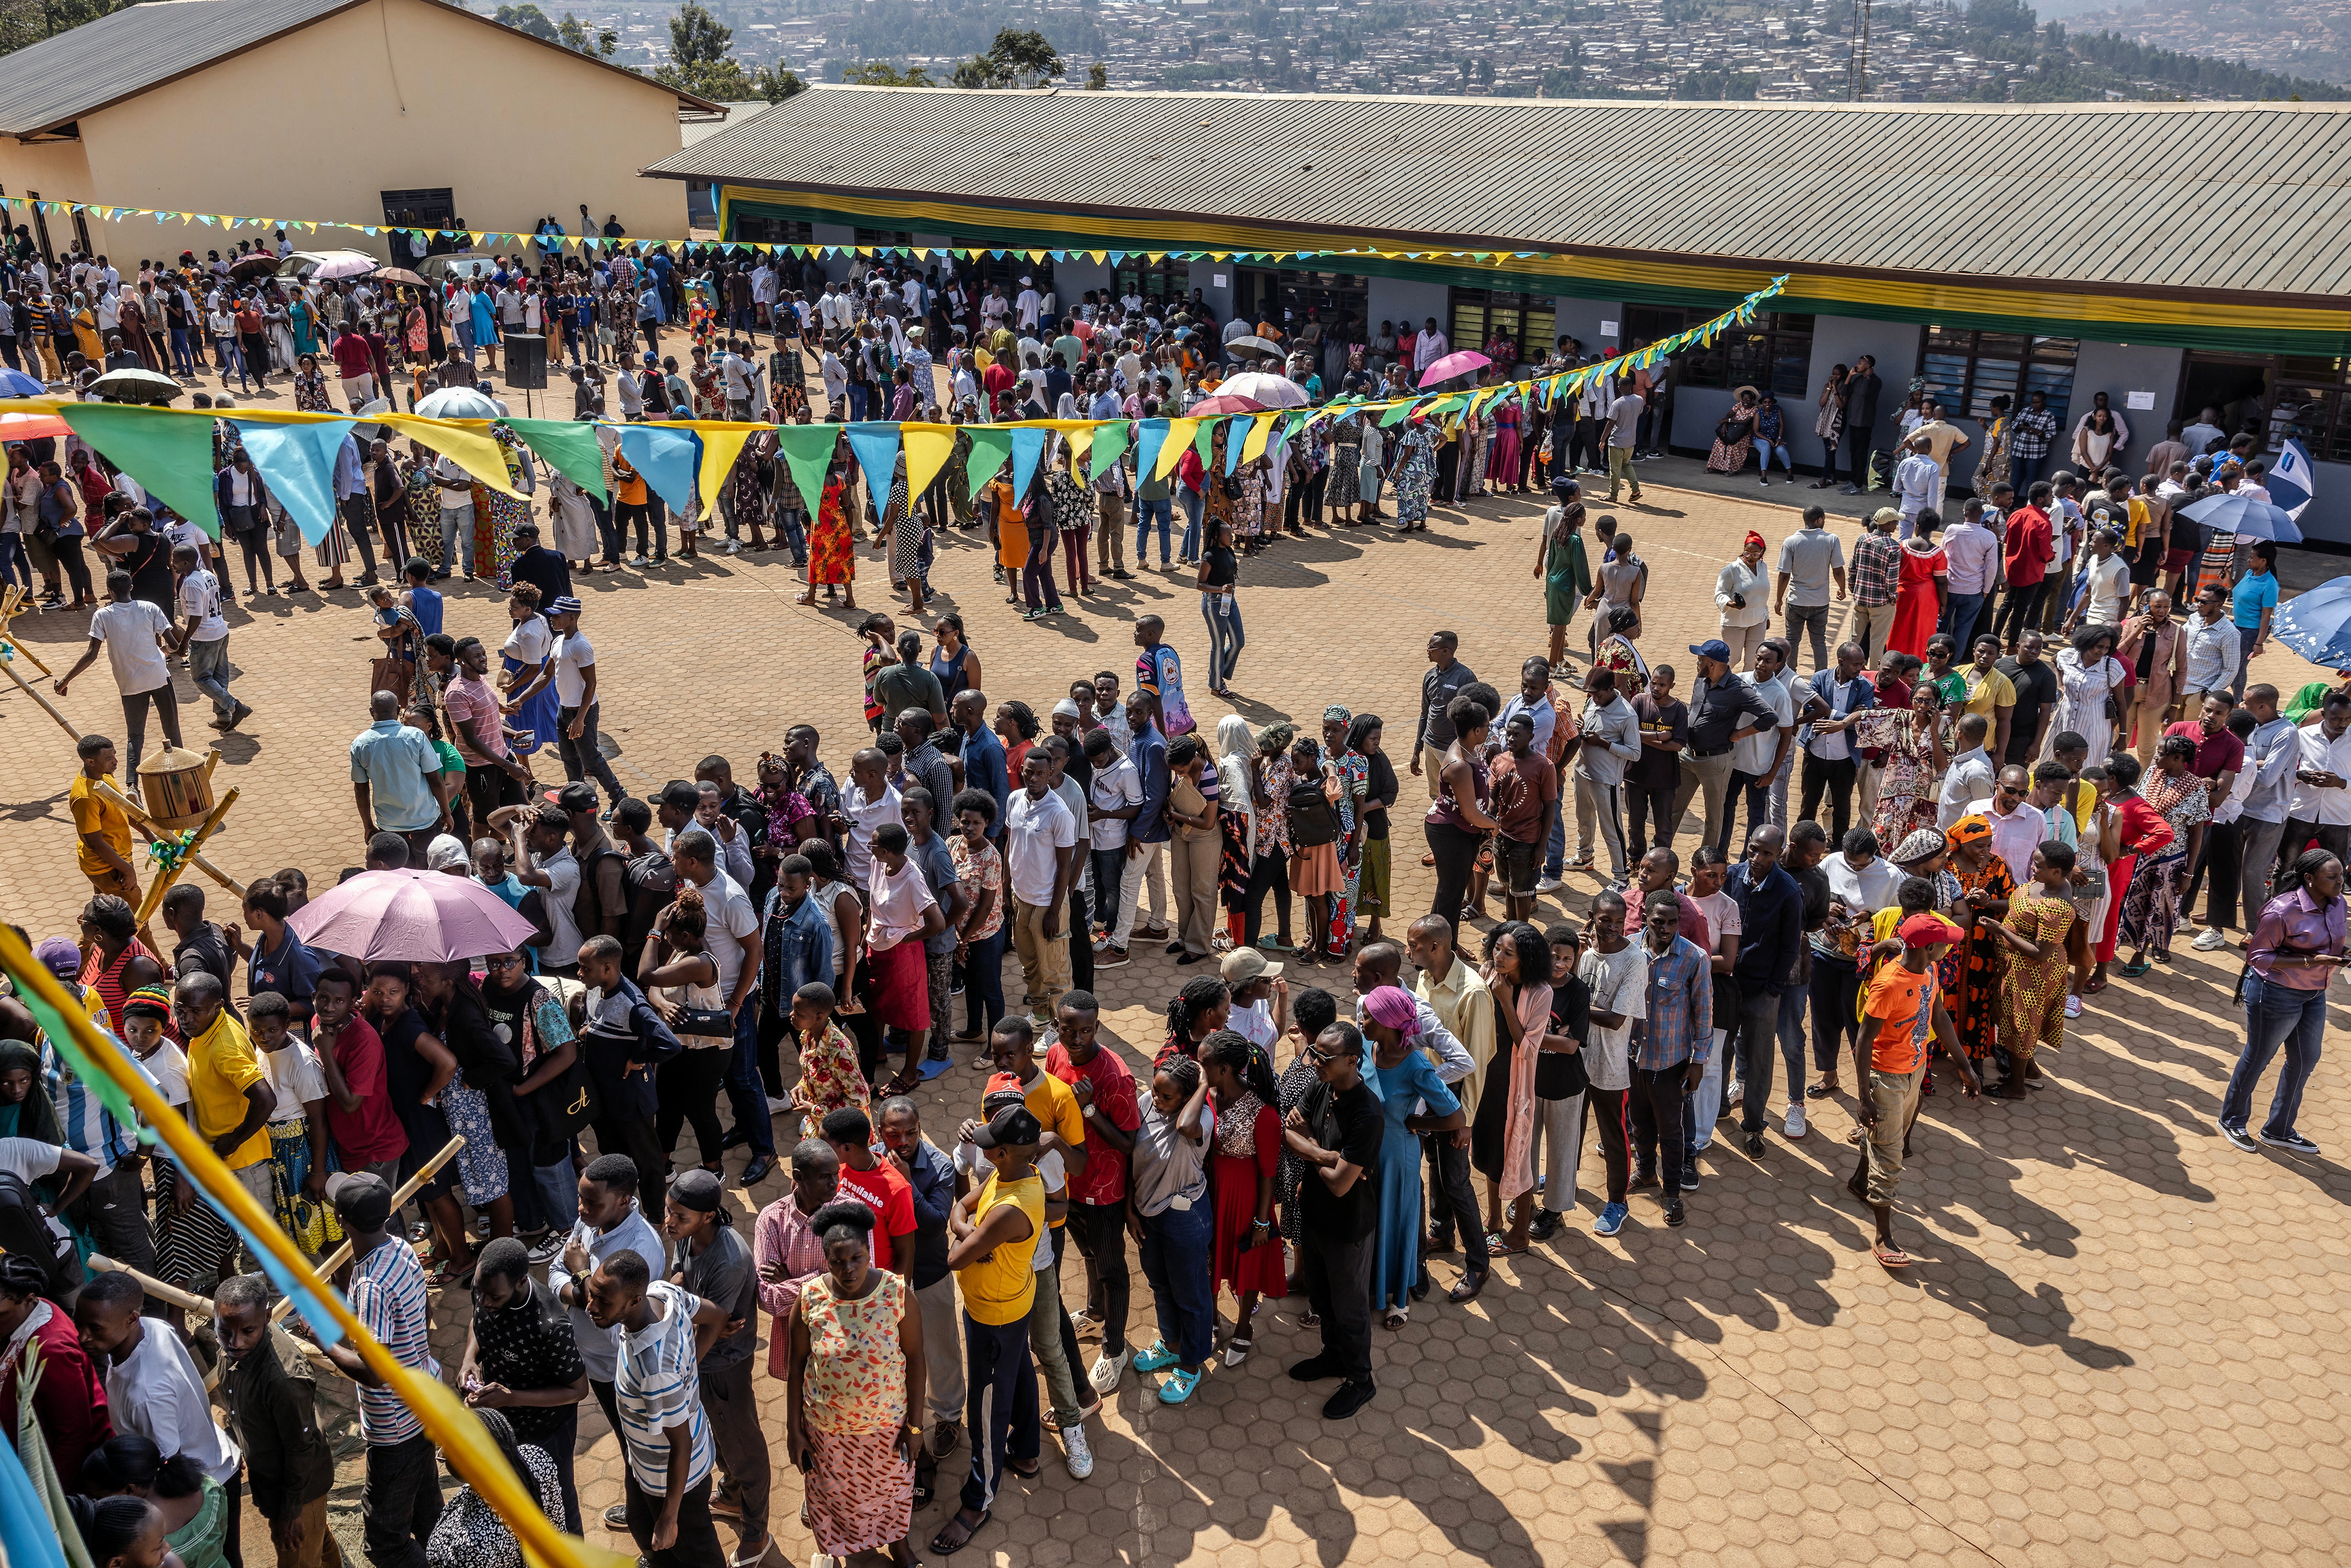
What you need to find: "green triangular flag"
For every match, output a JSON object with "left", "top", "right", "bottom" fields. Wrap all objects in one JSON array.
[
  {"left": 775, "top": 424, "right": 840, "bottom": 516},
  {"left": 1379, "top": 402, "right": 1414, "bottom": 427},
  {"left": 62, "top": 404, "right": 222, "bottom": 539},
  {"left": 961, "top": 426, "right": 1014, "bottom": 494},
  {"left": 1086, "top": 421, "right": 1132, "bottom": 484},
  {"left": 507, "top": 417, "right": 608, "bottom": 501},
  {"left": 1192, "top": 416, "right": 1221, "bottom": 466}
]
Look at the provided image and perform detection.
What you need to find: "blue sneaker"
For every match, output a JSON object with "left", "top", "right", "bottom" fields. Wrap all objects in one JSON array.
[
  {"left": 1131, "top": 1338, "right": 1180, "bottom": 1374},
  {"left": 1595, "top": 1202, "right": 1628, "bottom": 1237}
]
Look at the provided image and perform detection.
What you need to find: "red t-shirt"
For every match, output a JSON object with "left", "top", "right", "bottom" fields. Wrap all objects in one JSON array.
[
  {"left": 2163, "top": 719, "right": 2245, "bottom": 780},
  {"left": 324, "top": 1015, "right": 409, "bottom": 1165},
  {"left": 332, "top": 333, "right": 375, "bottom": 378},
  {"left": 1043, "top": 1041, "right": 1141, "bottom": 1206},
  {"left": 2004, "top": 506, "right": 2055, "bottom": 586},
  {"left": 834, "top": 1158, "right": 916, "bottom": 1273}
]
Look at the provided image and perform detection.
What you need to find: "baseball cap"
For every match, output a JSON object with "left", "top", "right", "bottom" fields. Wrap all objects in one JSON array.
[
  {"left": 1897, "top": 913, "right": 1966, "bottom": 948},
  {"left": 324, "top": 1171, "right": 393, "bottom": 1231},
  {"left": 1687, "top": 638, "right": 1732, "bottom": 662},
  {"left": 1221, "top": 947, "right": 1282, "bottom": 985},
  {"left": 670, "top": 1167, "right": 725, "bottom": 1213},
  {"left": 426, "top": 833, "right": 470, "bottom": 870},
  {"left": 971, "top": 1104, "right": 1042, "bottom": 1149},
  {"left": 657, "top": 780, "right": 703, "bottom": 812},
  {"left": 546, "top": 782, "right": 600, "bottom": 814}
]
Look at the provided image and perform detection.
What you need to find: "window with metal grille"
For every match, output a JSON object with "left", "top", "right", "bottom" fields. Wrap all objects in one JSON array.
[
  {"left": 1111, "top": 255, "right": 1190, "bottom": 306},
  {"left": 1449, "top": 288, "right": 1556, "bottom": 369},
  {"left": 854, "top": 227, "right": 913, "bottom": 250},
  {"left": 1917, "top": 327, "right": 2077, "bottom": 424},
  {"left": 735, "top": 216, "right": 812, "bottom": 246}
]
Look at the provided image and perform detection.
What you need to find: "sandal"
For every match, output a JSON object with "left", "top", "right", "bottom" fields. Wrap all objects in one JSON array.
[
  {"left": 1299, "top": 1309, "right": 1321, "bottom": 1327},
  {"left": 1158, "top": 1366, "right": 1203, "bottom": 1404},
  {"left": 912, "top": 1454, "right": 937, "bottom": 1509},
  {"left": 1871, "top": 1241, "right": 1913, "bottom": 1269},
  {"left": 1484, "top": 1231, "right": 1529, "bottom": 1256},
  {"left": 2121, "top": 960, "right": 2152, "bottom": 978},
  {"left": 1382, "top": 1307, "right": 1409, "bottom": 1329},
  {"left": 1806, "top": 1082, "right": 1840, "bottom": 1099},
  {"left": 930, "top": 1509, "right": 990, "bottom": 1556}
]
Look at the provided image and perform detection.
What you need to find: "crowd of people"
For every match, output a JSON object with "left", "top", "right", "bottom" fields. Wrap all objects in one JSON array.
[{"left": 2, "top": 230, "right": 2340, "bottom": 1568}]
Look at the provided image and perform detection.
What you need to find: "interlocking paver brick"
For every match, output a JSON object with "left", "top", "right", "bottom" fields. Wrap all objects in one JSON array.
[{"left": 4, "top": 461, "right": 2347, "bottom": 1567}]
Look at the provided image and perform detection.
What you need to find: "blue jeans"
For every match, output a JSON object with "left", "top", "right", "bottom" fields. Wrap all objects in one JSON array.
[
  {"left": 774, "top": 506, "right": 807, "bottom": 562},
  {"left": 1947, "top": 590, "right": 1989, "bottom": 657},
  {"left": 960, "top": 924, "right": 1007, "bottom": 1036},
  {"left": 1136, "top": 1197, "right": 1215, "bottom": 1368},
  {"left": 2222, "top": 972, "right": 2325, "bottom": 1137},
  {"left": 0, "top": 534, "right": 28, "bottom": 591},
  {"left": 1201, "top": 591, "right": 1242, "bottom": 689},
  {"left": 724, "top": 992, "right": 775, "bottom": 1157},
  {"left": 531, "top": 1156, "right": 578, "bottom": 1232},
  {"left": 1542, "top": 786, "right": 1566, "bottom": 880},
  {"left": 2231, "top": 624, "right": 2260, "bottom": 700},
  {"left": 1178, "top": 488, "right": 1203, "bottom": 561},
  {"left": 1134, "top": 496, "right": 1172, "bottom": 564},
  {"left": 169, "top": 327, "right": 196, "bottom": 377},
  {"left": 187, "top": 636, "right": 235, "bottom": 721}
]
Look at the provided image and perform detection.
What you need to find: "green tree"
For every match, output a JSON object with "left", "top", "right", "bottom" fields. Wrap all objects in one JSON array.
[
  {"left": 556, "top": 11, "right": 618, "bottom": 58},
  {"left": 950, "top": 27, "right": 1064, "bottom": 88},
  {"left": 1086, "top": 61, "right": 1107, "bottom": 89},
  {"left": 653, "top": 1, "right": 789, "bottom": 98},
  {"left": 492, "top": 3, "right": 558, "bottom": 41},
  {"left": 0, "top": 0, "right": 131, "bottom": 59},
  {"left": 755, "top": 64, "right": 808, "bottom": 100},
  {"left": 838, "top": 60, "right": 934, "bottom": 84}
]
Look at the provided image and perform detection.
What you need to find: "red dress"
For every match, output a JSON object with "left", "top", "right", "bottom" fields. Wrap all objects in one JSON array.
[
  {"left": 1888, "top": 541, "right": 1947, "bottom": 658},
  {"left": 1209, "top": 1095, "right": 1285, "bottom": 1297}
]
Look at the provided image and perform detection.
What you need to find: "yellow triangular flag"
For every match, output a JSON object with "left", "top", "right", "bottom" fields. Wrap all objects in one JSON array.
[
  {"left": 1240, "top": 412, "right": 1277, "bottom": 464},
  {"left": 1155, "top": 418, "right": 1198, "bottom": 481},
  {"left": 695, "top": 426, "right": 757, "bottom": 522},
  {"left": 381, "top": 415, "right": 522, "bottom": 498},
  {"left": 901, "top": 423, "right": 957, "bottom": 500}
]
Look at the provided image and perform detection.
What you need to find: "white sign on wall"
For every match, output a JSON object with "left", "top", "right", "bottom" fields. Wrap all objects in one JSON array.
[
  {"left": 1600, "top": 320, "right": 1619, "bottom": 337},
  {"left": 2125, "top": 390, "right": 2157, "bottom": 410},
  {"left": 1212, "top": 273, "right": 1227, "bottom": 288}
]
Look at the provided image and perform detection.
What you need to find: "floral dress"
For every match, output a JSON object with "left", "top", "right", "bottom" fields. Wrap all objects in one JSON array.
[
  {"left": 947, "top": 836, "right": 1005, "bottom": 940},
  {"left": 425, "top": 1445, "right": 563, "bottom": 1568},
  {"left": 2046, "top": 650, "right": 2127, "bottom": 764},
  {"left": 1256, "top": 753, "right": 1295, "bottom": 862},
  {"left": 1328, "top": 421, "right": 1362, "bottom": 507},
  {"left": 808, "top": 478, "right": 855, "bottom": 585},
  {"left": 2119, "top": 771, "right": 2207, "bottom": 959},
  {"left": 1392, "top": 424, "right": 1437, "bottom": 524},
  {"left": 799, "top": 1270, "right": 913, "bottom": 1558},
  {"left": 1947, "top": 855, "right": 2017, "bottom": 1061},
  {"left": 471, "top": 426, "right": 532, "bottom": 592},
  {"left": 1869, "top": 712, "right": 1940, "bottom": 848},
  {"left": 292, "top": 370, "right": 333, "bottom": 412},
  {"left": 795, "top": 1020, "right": 869, "bottom": 1140},
  {"left": 1326, "top": 748, "right": 1367, "bottom": 954},
  {"left": 1208, "top": 1090, "right": 1285, "bottom": 1296},
  {"left": 1273, "top": 1052, "right": 1319, "bottom": 1242}
]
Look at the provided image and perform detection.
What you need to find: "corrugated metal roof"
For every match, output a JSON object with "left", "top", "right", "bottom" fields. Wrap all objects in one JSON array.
[
  {"left": 0, "top": 0, "right": 723, "bottom": 136},
  {"left": 646, "top": 86, "right": 2351, "bottom": 299}
]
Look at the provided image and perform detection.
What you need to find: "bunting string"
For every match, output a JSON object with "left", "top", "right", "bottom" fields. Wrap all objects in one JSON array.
[
  {"left": 1, "top": 278, "right": 1785, "bottom": 536},
  {"left": 0, "top": 192, "right": 1654, "bottom": 270}
]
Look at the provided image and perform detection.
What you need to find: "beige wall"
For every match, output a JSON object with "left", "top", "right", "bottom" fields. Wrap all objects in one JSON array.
[{"left": 0, "top": 0, "right": 691, "bottom": 263}]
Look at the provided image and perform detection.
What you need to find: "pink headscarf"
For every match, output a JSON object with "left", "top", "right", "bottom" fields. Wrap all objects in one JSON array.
[{"left": 1361, "top": 985, "right": 1417, "bottom": 1031}]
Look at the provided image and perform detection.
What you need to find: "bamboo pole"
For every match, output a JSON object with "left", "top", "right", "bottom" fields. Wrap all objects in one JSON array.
[
  {"left": 270, "top": 1135, "right": 465, "bottom": 1322},
  {"left": 0, "top": 586, "right": 51, "bottom": 675},
  {"left": 0, "top": 643, "right": 82, "bottom": 740},
  {"left": 131, "top": 785, "right": 237, "bottom": 934},
  {"left": 95, "top": 780, "right": 244, "bottom": 897},
  {"left": 87, "top": 1252, "right": 347, "bottom": 1378}
]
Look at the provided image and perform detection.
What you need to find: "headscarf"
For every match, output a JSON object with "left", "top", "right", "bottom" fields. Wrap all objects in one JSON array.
[
  {"left": 1361, "top": 985, "right": 1418, "bottom": 1032},
  {"left": 1945, "top": 816, "right": 1992, "bottom": 854},
  {"left": 1255, "top": 721, "right": 1296, "bottom": 757},
  {"left": 1892, "top": 828, "right": 1948, "bottom": 866},
  {"left": 1322, "top": 704, "right": 1351, "bottom": 727},
  {"left": 0, "top": 1041, "right": 60, "bottom": 1145},
  {"left": 1216, "top": 714, "right": 1254, "bottom": 765},
  {"left": 1743, "top": 530, "right": 1767, "bottom": 554}
]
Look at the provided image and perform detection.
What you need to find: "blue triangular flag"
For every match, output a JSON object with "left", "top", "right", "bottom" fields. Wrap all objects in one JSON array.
[
  {"left": 845, "top": 422, "right": 903, "bottom": 522},
  {"left": 1131, "top": 418, "right": 1170, "bottom": 489},
  {"left": 232, "top": 418, "right": 351, "bottom": 545},
  {"left": 1009, "top": 426, "right": 1047, "bottom": 501},
  {"left": 618, "top": 423, "right": 702, "bottom": 514}
]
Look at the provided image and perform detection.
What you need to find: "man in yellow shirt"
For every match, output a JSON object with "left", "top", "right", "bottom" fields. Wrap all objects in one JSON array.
[
  {"left": 981, "top": 1020, "right": 1091, "bottom": 1469},
  {"left": 171, "top": 971, "right": 278, "bottom": 1210},
  {"left": 938, "top": 1101, "right": 1044, "bottom": 1558},
  {"left": 69, "top": 734, "right": 138, "bottom": 903}
]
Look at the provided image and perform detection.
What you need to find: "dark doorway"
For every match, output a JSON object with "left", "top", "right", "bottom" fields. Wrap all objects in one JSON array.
[{"left": 2178, "top": 355, "right": 2271, "bottom": 445}]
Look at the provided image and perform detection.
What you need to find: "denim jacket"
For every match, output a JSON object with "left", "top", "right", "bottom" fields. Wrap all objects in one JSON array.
[{"left": 760, "top": 885, "right": 835, "bottom": 1019}]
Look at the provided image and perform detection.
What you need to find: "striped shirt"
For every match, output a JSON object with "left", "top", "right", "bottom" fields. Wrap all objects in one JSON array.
[
  {"left": 42, "top": 1039, "right": 144, "bottom": 1176},
  {"left": 615, "top": 1280, "right": 713, "bottom": 1495},
  {"left": 349, "top": 1238, "right": 437, "bottom": 1444}
]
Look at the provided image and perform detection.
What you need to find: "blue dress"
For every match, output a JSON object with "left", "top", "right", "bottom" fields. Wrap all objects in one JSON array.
[{"left": 1364, "top": 1044, "right": 1460, "bottom": 1312}]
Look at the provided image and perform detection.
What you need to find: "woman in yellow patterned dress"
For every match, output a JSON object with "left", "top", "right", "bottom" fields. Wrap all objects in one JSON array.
[
  {"left": 786, "top": 1201, "right": 925, "bottom": 1568},
  {"left": 1988, "top": 840, "right": 2088, "bottom": 1098}
]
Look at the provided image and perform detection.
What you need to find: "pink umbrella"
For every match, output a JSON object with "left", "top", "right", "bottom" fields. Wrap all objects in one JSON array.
[
  {"left": 1417, "top": 349, "right": 1493, "bottom": 387},
  {"left": 286, "top": 869, "right": 540, "bottom": 963},
  {"left": 0, "top": 412, "right": 71, "bottom": 440}
]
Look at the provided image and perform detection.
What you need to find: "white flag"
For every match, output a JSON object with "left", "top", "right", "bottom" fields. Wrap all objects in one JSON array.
[{"left": 2272, "top": 435, "right": 2318, "bottom": 521}]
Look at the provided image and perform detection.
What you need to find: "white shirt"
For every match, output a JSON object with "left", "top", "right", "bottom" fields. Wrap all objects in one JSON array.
[
  {"left": 1087, "top": 753, "right": 1142, "bottom": 851},
  {"left": 840, "top": 782, "right": 901, "bottom": 888},
  {"left": 552, "top": 630, "right": 596, "bottom": 707},
  {"left": 0, "top": 1137, "right": 61, "bottom": 1186},
  {"left": 1824, "top": 851, "right": 1903, "bottom": 918},
  {"left": 1004, "top": 787, "right": 1077, "bottom": 906},
  {"left": 107, "top": 1325, "right": 241, "bottom": 1485},
  {"left": 88, "top": 599, "right": 174, "bottom": 694},
  {"left": 177, "top": 568, "right": 227, "bottom": 642},
  {"left": 2289, "top": 726, "right": 2351, "bottom": 826},
  {"left": 1734, "top": 670, "right": 1795, "bottom": 779},
  {"left": 2080, "top": 553, "right": 2129, "bottom": 627},
  {"left": 1937, "top": 748, "right": 1998, "bottom": 829},
  {"left": 1715, "top": 559, "right": 1770, "bottom": 630},
  {"left": 1576, "top": 942, "right": 1648, "bottom": 1093},
  {"left": 693, "top": 867, "right": 760, "bottom": 998}
]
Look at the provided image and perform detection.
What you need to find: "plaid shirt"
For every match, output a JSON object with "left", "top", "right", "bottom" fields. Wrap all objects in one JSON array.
[
  {"left": 1850, "top": 532, "right": 1903, "bottom": 607},
  {"left": 2009, "top": 406, "right": 2060, "bottom": 461},
  {"left": 1632, "top": 934, "right": 1712, "bottom": 1071}
]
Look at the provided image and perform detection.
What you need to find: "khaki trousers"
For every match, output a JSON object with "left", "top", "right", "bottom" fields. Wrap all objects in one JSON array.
[
  {"left": 1010, "top": 895, "right": 1070, "bottom": 1020},
  {"left": 1863, "top": 1060, "right": 1927, "bottom": 1205},
  {"left": 1169, "top": 829, "right": 1223, "bottom": 956},
  {"left": 1421, "top": 742, "right": 1448, "bottom": 800}
]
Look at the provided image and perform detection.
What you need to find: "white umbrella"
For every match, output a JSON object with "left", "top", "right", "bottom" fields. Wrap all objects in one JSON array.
[
  {"left": 1217, "top": 370, "right": 1309, "bottom": 409},
  {"left": 414, "top": 386, "right": 501, "bottom": 420},
  {"left": 281, "top": 249, "right": 378, "bottom": 281},
  {"left": 2181, "top": 489, "right": 2303, "bottom": 544}
]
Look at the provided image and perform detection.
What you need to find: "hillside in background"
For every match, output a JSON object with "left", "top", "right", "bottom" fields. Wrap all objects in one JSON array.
[{"left": 2063, "top": 0, "right": 2351, "bottom": 86}]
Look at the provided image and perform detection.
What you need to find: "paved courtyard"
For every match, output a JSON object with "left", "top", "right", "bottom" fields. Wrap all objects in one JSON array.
[{"left": 3, "top": 459, "right": 2348, "bottom": 1568}]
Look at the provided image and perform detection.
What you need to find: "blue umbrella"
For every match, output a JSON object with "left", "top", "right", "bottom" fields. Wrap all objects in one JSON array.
[
  {"left": 2269, "top": 575, "right": 2351, "bottom": 671},
  {"left": 2182, "top": 489, "right": 2302, "bottom": 544},
  {"left": 0, "top": 367, "right": 45, "bottom": 397}
]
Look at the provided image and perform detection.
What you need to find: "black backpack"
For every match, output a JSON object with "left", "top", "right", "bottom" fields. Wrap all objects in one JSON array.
[{"left": 1287, "top": 774, "right": 1339, "bottom": 849}]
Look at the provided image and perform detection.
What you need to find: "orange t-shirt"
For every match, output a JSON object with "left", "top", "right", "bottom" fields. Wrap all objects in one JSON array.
[
  {"left": 613, "top": 455, "right": 648, "bottom": 507},
  {"left": 1863, "top": 962, "right": 1937, "bottom": 1075}
]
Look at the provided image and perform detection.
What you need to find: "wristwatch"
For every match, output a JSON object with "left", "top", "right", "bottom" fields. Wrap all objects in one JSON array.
[{"left": 1081, "top": 1104, "right": 1097, "bottom": 1119}]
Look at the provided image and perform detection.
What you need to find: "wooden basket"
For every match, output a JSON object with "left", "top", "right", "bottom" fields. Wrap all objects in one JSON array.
[{"left": 136, "top": 745, "right": 219, "bottom": 832}]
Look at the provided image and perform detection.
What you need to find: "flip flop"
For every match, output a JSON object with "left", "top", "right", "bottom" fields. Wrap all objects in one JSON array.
[
  {"left": 1872, "top": 1242, "right": 1913, "bottom": 1269},
  {"left": 930, "top": 1509, "right": 990, "bottom": 1557}
]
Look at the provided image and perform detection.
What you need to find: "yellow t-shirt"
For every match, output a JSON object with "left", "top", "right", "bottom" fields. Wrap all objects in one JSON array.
[
  {"left": 188, "top": 1010, "right": 271, "bottom": 1170},
  {"left": 69, "top": 772, "right": 133, "bottom": 879},
  {"left": 1962, "top": 666, "right": 2016, "bottom": 723},
  {"left": 1021, "top": 1071, "right": 1085, "bottom": 1229},
  {"left": 958, "top": 1171, "right": 1043, "bottom": 1326}
]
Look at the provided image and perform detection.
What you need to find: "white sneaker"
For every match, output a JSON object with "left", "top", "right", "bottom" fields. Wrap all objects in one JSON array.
[
  {"left": 1534, "top": 876, "right": 1565, "bottom": 894},
  {"left": 1088, "top": 1346, "right": 1130, "bottom": 1393},
  {"left": 1724, "top": 1083, "right": 1743, "bottom": 1111},
  {"left": 1062, "top": 1421, "right": 1094, "bottom": 1479},
  {"left": 2192, "top": 927, "right": 2227, "bottom": 951},
  {"left": 766, "top": 1096, "right": 792, "bottom": 1115},
  {"left": 726, "top": 539, "right": 741, "bottom": 554},
  {"left": 2064, "top": 994, "right": 2083, "bottom": 1018},
  {"left": 1784, "top": 1104, "right": 1806, "bottom": 1140}
]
